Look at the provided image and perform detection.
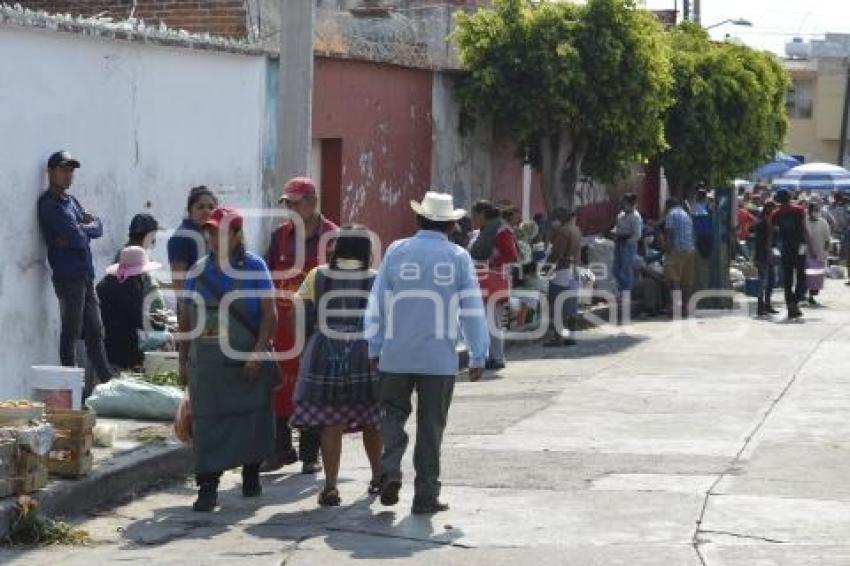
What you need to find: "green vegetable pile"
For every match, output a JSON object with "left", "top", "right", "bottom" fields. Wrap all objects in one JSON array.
[
  {"left": 142, "top": 371, "right": 182, "bottom": 388},
  {"left": 119, "top": 371, "right": 183, "bottom": 389},
  {"left": 5, "top": 496, "right": 91, "bottom": 546}
]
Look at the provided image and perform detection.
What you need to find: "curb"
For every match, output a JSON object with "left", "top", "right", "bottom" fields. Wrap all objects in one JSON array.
[{"left": 0, "top": 441, "right": 192, "bottom": 539}]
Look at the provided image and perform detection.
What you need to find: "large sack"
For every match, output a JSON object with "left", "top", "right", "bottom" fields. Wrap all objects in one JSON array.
[{"left": 86, "top": 378, "right": 182, "bottom": 421}]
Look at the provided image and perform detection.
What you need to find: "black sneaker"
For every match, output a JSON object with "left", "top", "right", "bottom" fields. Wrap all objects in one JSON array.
[
  {"left": 411, "top": 500, "right": 450, "bottom": 515},
  {"left": 380, "top": 480, "right": 402, "bottom": 507},
  {"left": 193, "top": 484, "right": 218, "bottom": 512},
  {"left": 484, "top": 360, "right": 506, "bottom": 371},
  {"left": 766, "top": 306, "right": 780, "bottom": 314},
  {"left": 302, "top": 461, "right": 323, "bottom": 475}
]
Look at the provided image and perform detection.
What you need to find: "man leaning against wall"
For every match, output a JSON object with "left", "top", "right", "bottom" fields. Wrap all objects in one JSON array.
[{"left": 37, "top": 151, "right": 114, "bottom": 393}]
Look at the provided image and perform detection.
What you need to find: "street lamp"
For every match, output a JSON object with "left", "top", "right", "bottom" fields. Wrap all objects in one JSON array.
[{"left": 705, "top": 18, "right": 753, "bottom": 30}]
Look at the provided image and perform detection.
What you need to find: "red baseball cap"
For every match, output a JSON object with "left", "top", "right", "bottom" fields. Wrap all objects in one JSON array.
[
  {"left": 203, "top": 205, "right": 243, "bottom": 231},
  {"left": 279, "top": 177, "right": 317, "bottom": 203}
]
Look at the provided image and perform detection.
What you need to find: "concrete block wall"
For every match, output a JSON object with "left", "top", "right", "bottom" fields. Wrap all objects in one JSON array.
[{"left": 16, "top": 0, "right": 248, "bottom": 37}]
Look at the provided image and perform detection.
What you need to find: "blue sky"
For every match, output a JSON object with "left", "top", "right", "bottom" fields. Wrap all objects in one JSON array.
[{"left": 643, "top": 0, "right": 850, "bottom": 55}]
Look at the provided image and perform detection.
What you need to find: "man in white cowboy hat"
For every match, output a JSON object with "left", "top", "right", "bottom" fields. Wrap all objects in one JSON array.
[{"left": 365, "top": 191, "right": 489, "bottom": 515}]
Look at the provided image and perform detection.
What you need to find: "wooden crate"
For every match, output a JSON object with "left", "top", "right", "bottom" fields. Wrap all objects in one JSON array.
[
  {"left": 0, "top": 440, "right": 16, "bottom": 498},
  {"left": 15, "top": 448, "right": 48, "bottom": 494},
  {"left": 48, "top": 435, "right": 93, "bottom": 477},
  {"left": 46, "top": 409, "right": 96, "bottom": 435},
  {"left": 45, "top": 409, "right": 95, "bottom": 478}
]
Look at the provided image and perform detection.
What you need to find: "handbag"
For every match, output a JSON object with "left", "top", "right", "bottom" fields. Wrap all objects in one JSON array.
[{"left": 173, "top": 394, "right": 192, "bottom": 444}]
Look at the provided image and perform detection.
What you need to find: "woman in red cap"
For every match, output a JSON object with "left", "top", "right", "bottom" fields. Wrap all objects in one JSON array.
[
  {"left": 178, "top": 205, "right": 278, "bottom": 512},
  {"left": 262, "top": 177, "right": 339, "bottom": 473}
]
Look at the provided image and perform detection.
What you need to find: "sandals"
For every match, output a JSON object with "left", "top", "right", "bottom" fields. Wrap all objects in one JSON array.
[{"left": 318, "top": 486, "right": 341, "bottom": 507}]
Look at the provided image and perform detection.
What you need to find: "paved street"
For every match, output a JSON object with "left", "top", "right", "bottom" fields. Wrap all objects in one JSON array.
[{"left": 3, "top": 282, "right": 850, "bottom": 565}]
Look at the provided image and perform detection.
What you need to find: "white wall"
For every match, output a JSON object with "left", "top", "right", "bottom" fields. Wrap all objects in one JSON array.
[{"left": 0, "top": 26, "right": 268, "bottom": 398}]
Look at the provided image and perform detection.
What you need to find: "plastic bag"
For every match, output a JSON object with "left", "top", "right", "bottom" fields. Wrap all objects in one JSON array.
[
  {"left": 85, "top": 378, "right": 183, "bottom": 421},
  {"left": 174, "top": 395, "right": 192, "bottom": 444},
  {"left": 1, "top": 423, "right": 56, "bottom": 455}
]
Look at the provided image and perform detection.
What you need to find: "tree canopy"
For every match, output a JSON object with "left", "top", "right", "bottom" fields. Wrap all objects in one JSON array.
[
  {"left": 454, "top": 0, "right": 673, "bottom": 212},
  {"left": 660, "top": 24, "right": 789, "bottom": 196}
]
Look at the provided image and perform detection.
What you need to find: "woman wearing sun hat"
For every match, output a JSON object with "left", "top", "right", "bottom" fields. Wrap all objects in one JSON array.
[{"left": 96, "top": 246, "right": 164, "bottom": 370}]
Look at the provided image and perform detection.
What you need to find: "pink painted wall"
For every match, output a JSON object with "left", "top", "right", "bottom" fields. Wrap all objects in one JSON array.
[{"left": 313, "top": 57, "right": 434, "bottom": 247}]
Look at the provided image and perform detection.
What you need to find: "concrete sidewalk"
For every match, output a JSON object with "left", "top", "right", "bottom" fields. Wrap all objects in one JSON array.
[
  {"left": 0, "top": 419, "right": 191, "bottom": 539},
  {"left": 1, "top": 281, "right": 849, "bottom": 565}
]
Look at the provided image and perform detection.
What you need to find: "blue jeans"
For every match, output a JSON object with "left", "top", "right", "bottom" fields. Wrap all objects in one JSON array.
[{"left": 614, "top": 240, "right": 637, "bottom": 293}]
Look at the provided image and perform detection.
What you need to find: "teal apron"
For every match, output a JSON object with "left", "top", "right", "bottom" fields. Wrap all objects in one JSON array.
[{"left": 188, "top": 274, "right": 276, "bottom": 475}]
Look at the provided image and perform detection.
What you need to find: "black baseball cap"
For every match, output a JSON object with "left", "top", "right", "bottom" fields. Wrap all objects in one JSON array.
[{"left": 47, "top": 151, "right": 81, "bottom": 169}]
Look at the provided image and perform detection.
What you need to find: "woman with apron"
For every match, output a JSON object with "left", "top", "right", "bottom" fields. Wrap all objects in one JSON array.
[
  {"left": 290, "top": 226, "right": 382, "bottom": 506},
  {"left": 178, "top": 205, "right": 278, "bottom": 512}
]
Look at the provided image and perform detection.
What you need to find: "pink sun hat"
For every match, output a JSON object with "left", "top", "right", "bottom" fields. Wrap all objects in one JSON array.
[{"left": 106, "top": 246, "right": 162, "bottom": 282}]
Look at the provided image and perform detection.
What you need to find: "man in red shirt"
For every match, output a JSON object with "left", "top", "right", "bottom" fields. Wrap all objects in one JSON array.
[
  {"left": 770, "top": 189, "right": 809, "bottom": 319},
  {"left": 263, "top": 178, "right": 338, "bottom": 473}
]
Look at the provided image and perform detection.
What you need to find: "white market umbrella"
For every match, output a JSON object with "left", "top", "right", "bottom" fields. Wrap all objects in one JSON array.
[{"left": 772, "top": 162, "right": 850, "bottom": 191}]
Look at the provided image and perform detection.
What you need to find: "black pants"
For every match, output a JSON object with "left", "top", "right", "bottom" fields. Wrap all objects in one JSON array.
[
  {"left": 756, "top": 263, "right": 776, "bottom": 312},
  {"left": 274, "top": 419, "right": 320, "bottom": 463},
  {"left": 196, "top": 462, "right": 260, "bottom": 487},
  {"left": 780, "top": 253, "right": 806, "bottom": 309},
  {"left": 52, "top": 274, "right": 113, "bottom": 388}
]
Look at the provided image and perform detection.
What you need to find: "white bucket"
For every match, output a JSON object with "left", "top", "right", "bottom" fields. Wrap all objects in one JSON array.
[
  {"left": 29, "top": 366, "right": 84, "bottom": 411},
  {"left": 144, "top": 351, "right": 179, "bottom": 375}
]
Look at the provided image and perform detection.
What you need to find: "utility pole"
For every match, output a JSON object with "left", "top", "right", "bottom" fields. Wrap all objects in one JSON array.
[
  {"left": 693, "top": 0, "right": 701, "bottom": 25},
  {"left": 839, "top": 60, "right": 850, "bottom": 167},
  {"left": 278, "top": 0, "right": 315, "bottom": 190},
  {"left": 682, "top": 0, "right": 690, "bottom": 22}
]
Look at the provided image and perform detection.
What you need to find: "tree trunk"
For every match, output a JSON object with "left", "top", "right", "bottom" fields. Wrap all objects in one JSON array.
[{"left": 539, "top": 128, "right": 585, "bottom": 214}]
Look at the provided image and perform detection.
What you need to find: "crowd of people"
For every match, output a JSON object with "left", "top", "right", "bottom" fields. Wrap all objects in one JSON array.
[
  {"left": 37, "top": 150, "right": 495, "bottom": 515},
  {"left": 36, "top": 148, "right": 850, "bottom": 516}
]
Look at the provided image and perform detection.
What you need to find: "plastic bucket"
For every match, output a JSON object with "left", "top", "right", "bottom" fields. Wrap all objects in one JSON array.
[
  {"left": 144, "top": 351, "right": 179, "bottom": 376},
  {"left": 29, "top": 366, "right": 84, "bottom": 410}
]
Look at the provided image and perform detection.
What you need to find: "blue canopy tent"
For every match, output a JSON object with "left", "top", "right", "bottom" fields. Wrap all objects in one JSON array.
[
  {"left": 772, "top": 162, "right": 850, "bottom": 191},
  {"left": 753, "top": 152, "right": 800, "bottom": 181}
]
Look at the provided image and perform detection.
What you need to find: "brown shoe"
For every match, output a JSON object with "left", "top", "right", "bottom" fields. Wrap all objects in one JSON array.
[{"left": 318, "top": 486, "right": 341, "bottom": 507}]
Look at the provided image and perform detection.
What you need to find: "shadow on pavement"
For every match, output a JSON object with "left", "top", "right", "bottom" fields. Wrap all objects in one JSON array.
[
  {"left": 509, "top": 333, "right": 647, "bottom": 361},
  {"left": 118, "top": 473, "right": 322, "bottom": 548},
  {"left": 246, "top": 496, "right": 465, "bottom": 560}
]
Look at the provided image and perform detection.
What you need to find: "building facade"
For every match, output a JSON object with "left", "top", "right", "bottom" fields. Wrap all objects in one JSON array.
[{"left": 784, "top": 36, "right": 850, "bottom": 165}]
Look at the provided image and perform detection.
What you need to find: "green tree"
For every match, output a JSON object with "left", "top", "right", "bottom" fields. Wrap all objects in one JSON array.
[
  {"left": 454, "top": 0, "right": 673, "bottom": 212},
  {"left": 661, "top": 24, "right": 789, "bottom": 197}
]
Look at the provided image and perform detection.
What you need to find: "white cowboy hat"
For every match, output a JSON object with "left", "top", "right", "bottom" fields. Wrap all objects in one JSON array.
[
  {"left": 410, "top": 191, "right": 466, "bottom": 222},
  {"left": 106, "top": 246, "right": 162, "bottom": 282}
]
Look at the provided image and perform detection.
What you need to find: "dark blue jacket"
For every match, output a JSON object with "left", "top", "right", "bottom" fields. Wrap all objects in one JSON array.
[{"left": 37, "top": 189, "right": 103, "bottom": 279}]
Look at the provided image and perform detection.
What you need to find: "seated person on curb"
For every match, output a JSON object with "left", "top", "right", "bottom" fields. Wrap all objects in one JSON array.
[
  {"left": 97, "top": 247, "right": 171, "bottom": 371},
  {"left": 631, "top": 238, "right": 668, "bottom": 319}
]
